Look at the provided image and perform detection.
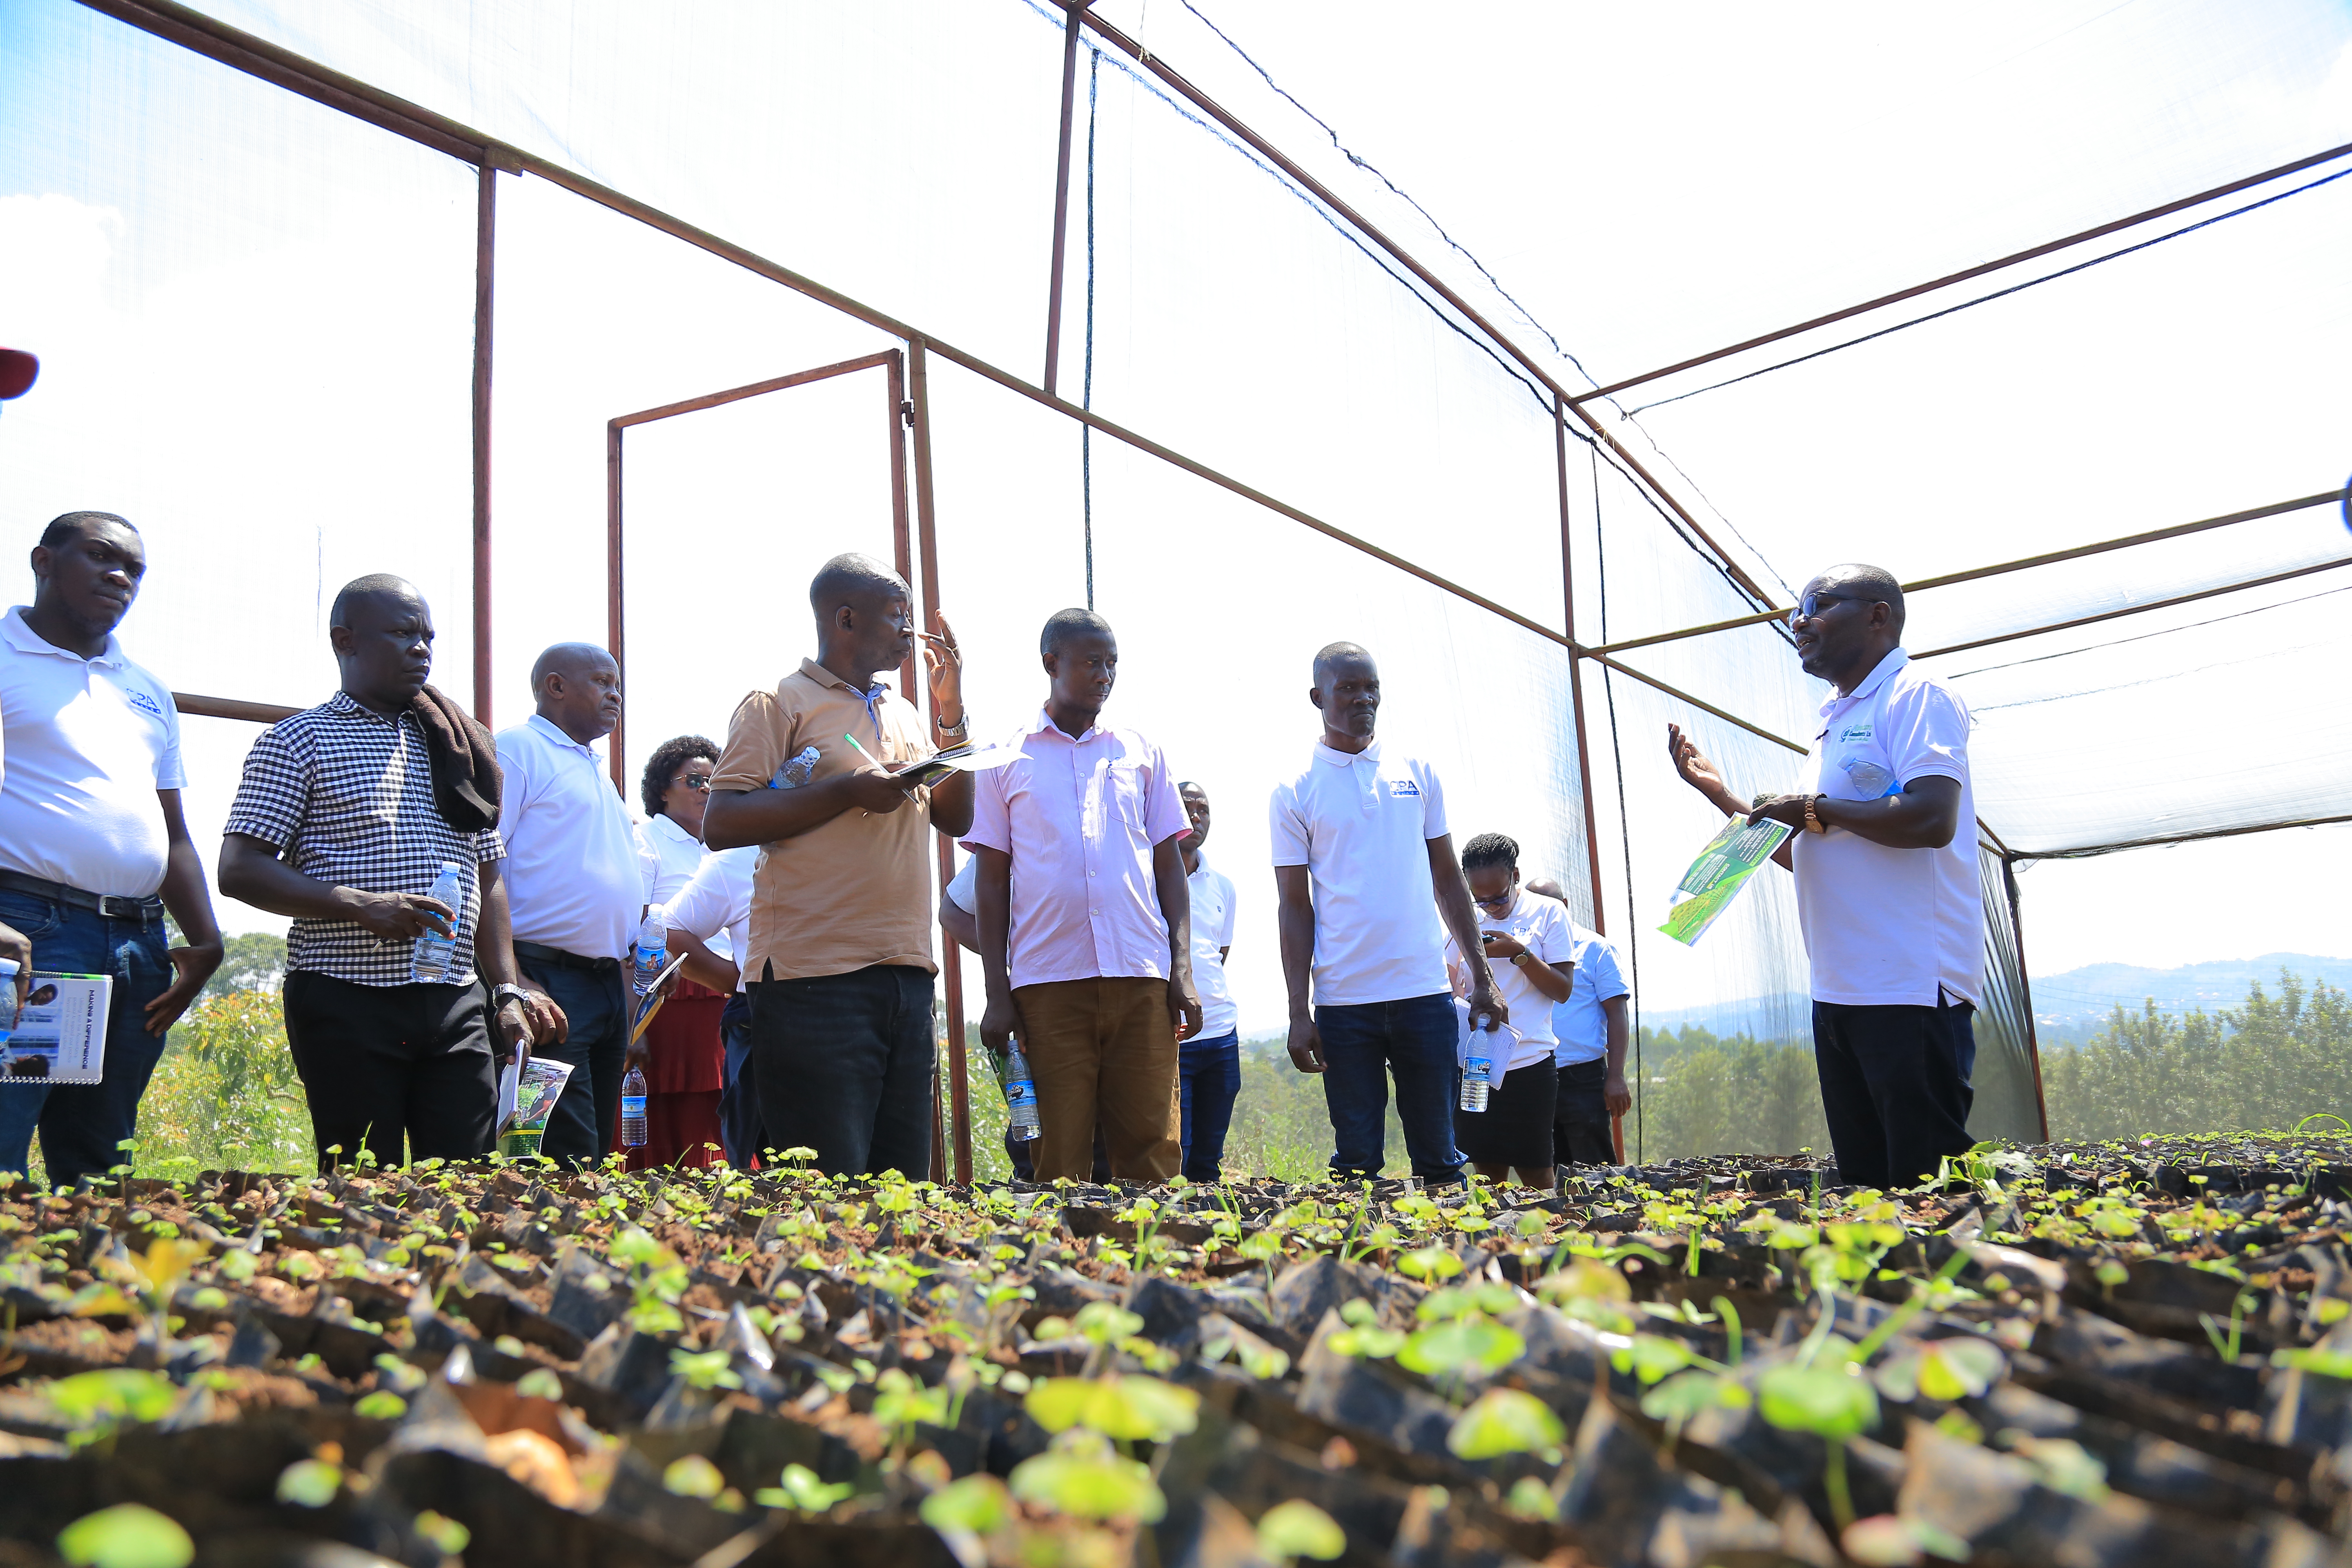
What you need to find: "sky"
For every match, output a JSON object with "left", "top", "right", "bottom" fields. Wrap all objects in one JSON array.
[{"left": 1, "top": 0, "right": 2349, "bottom": 1036}]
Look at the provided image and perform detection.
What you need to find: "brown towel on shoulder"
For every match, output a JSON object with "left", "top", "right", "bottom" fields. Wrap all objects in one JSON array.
[{"left": 411, "top": 684, "right": 502, "bottom": 832}]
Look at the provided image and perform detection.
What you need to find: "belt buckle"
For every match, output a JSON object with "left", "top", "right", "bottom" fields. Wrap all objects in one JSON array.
[{"left": 99, "top": 894, "right": 146, "bottom": 922}]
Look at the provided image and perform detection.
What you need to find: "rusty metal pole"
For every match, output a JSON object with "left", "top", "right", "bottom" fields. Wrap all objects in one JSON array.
[
  {"left": 605, "top": 422, "right": 626, "bottom": 795},
  {"left": 1042, "top": 3, "right": 1085, "bottom": 396},
  {"left": 887, "top": 351, "right": 916, "bottom": 702},
  {"left": 907, "top": 337, "right": 973, "bottom": 1184},
  {"left": 471, "top": 161, "right": 495, "bottom": 726},
  {"left": 1555, "top": 395, "right": 1622, "bottom": 1163},
  {"left": 2005, "top": 857, "right": 2052, "bottom": 1143}
]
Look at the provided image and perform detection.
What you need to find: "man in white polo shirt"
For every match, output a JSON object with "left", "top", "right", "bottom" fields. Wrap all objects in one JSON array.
[
  {"left": 494, "top": 642, "right": 643, "bottom": 1165},
  {"left": 1668, "top": 563, "right": 1980, "bottom": 1190},
  {"left": 1271, "top": 641, "right": 1503, "bottom": 1187},
  {"left": 0, "top": 512, "right": 224, "bottom": 1187}
]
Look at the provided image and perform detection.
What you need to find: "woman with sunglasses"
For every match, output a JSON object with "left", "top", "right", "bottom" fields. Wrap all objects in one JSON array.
[{"left": 625, "top": 735, "right": 727, "bottom": 1168}]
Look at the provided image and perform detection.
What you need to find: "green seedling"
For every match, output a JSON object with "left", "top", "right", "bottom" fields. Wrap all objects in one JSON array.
[
  {"left": 56, "top": 1503, "right": 193, "bottom": 1568},
  {"left": 1447, "top": 1387, "right": 1566, "bottom": 1463},
  {"left": 753, "top": 1462, "right": 853, "bottom": 1513},
  {"left": 1257, "top": 1498, "right": 1347, "bottom": 1561},
  {"left": 1009, "top": 1428, "right": 1165, "bottom": 1521}
]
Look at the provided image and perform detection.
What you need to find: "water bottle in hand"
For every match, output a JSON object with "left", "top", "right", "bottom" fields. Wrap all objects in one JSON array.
[
  {"left": 620, "top": 1065, "right": 648, "bottom": 1147},
  {"left": 1459, "top": 1044, "right": 1494, "bottom": 1113},
  {"left": 410, "top": 861, "right": 467, "bottom": 982},
  {"left": 631, "top": 910, "right": 666, "bottom": 996},
  {"left": 1002, "top": 1037, "right": 1041, "bottom": 1142}
]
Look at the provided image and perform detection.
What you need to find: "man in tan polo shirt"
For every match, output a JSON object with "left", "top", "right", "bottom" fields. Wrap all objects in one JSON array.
[{"left": 704, "top": 552, "right": 973, "bottom": 1175}]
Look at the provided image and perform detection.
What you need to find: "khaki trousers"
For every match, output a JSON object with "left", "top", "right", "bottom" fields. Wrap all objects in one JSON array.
[{"left": 1013, "top": 976, "right": 1181, "bottom": 1182}]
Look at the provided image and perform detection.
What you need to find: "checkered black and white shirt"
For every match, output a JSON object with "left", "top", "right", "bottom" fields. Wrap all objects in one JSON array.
[{"left": 224, "top": 691, "right": 507, "bottom": 986}]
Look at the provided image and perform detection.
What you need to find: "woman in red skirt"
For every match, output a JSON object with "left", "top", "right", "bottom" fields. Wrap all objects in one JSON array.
[{"left": 625, "top": 736, "right": 728, "bottom": 1169}]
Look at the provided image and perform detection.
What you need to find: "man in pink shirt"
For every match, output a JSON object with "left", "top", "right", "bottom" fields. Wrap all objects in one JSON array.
[{"left": 968, "top": 608, "right": 1203, "bottom": 1181}]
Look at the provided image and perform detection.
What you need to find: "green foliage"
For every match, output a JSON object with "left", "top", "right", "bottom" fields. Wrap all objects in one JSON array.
[
  {"left": 1446, "top": 1388, "right": 1566, "bottom": 1461},
  {"left": 1257, "top": 1498, "right": 1347, "bottom": 1560},
  {"left": 1009, "top": 1431, "right": 1165, "bottom": 1523},
  {"left": 1024, "top": 1373, "right": 1200, "bottom": 1442},
  {"left": 56, "top": 1505, "right": 193, "bottom": 1568},
  {"left": 1631, "top": 1024, "right": 1831, "bottom": 1162},
  {"left": 2042, "top": 972, "right": 2352, "bottom": 1141},
  {"left": 201, "top": 932, "right": 287, "bottom": 998},
  {"left": 1758, "top": 1363, "right": 1880, "bottom": 1440}
]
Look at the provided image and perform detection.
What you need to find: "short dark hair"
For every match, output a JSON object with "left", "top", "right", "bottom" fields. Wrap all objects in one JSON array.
[
  {"left": 40, "top": 511, "right": 136, "bottom": 549},
  {"left": 1817, "top": 562, "right": 1905, "bottom": 636},
  {"left": 1178, "top": 780, "right": 1206, "bottom": 795},
  {"left": 1460, "top": 832, "right": 1520, "bottom": 873},
  {"left": 1041, "top": 608, "right": 1115, "bottom": 657},
  {"left": 641, "top": 734, "right": 720, "bottom": 819},
  {"left": 1312, "top": 641, "right": 1371, "bottom": 684},
  {"left": 329, "top": 573, "right": 421, "bottom": 628},
  {"left": 809, "top": 552, "right": 906, "bottom": 616},
  {"left": 531, "top": 641, "right": 615, "bottom": 690}
]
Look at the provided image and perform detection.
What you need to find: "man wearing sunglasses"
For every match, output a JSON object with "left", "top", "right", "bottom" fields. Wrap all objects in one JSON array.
[{"left": 1666, "top": 564, "right": 1980, "bottom": 1192}]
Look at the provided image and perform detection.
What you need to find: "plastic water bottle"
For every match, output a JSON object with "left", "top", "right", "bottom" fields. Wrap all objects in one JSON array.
[
  {"left": 1002, "top": 1038, "right": 1041, "bottom": 1142},
  {"left": 631, "top": 910, "right": 666, "bottom": 996},
  {"left": 410, "top": 861, "right": 466, "bottom": 982},
  {"left": 620, "top": 1066, "right": 648, "bottom": 1147},
  {"left": 1459, "top": 1040, "right": 1494, "bottom": 1113}
]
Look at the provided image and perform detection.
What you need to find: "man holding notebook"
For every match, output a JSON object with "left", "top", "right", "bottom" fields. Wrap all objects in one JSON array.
[
  {"left": 704, "top": 552, "right": 974, "bottom": 1178},
  {"left": 966, "top": 608, "right": 1200, "bottom": 1183}
]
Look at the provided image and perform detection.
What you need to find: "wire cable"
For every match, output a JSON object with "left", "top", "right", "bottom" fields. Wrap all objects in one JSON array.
[
  {"left": 1083, "top": 46, "right": 1100, "bottom": 610},
  {"left": 1592, "top": 442, "right": 1642, "bottom": 1162}
]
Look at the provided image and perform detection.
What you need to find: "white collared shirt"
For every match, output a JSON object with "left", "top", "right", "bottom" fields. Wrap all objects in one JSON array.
[
  {"left": 1794, "top": 648, "right": 1984, "bottom": 1007},
  {"left": 493, "top": 713, "right": 643, "bottom": 960},
  {"left": 658, "top": 845, "right": 756, "bottom": 991},
  {"left": 1187, "top": 852, "right": 1238, "bottom": 1038},
  {"left": 0, "top": 606, "right": 184, "bottom": 896},
  {"left": 635, "top": 809, "right": 706, "bottom": 905},
  {"left": 1269, "top": 739, "right": 1450, "bottom": 1007}
]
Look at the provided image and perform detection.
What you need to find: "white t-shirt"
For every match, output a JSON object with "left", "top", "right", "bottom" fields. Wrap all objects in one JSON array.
[
  {"left": 1794, "top": 648, "right": 1983, "bottom": 1007},
  {"left": 1444, "top": 889, "right": 1573, "bottom": 1069},
  {"left": 944, "top": 853, "right": 977, "bottom": 915},
  {"left": 1269, "top": 740, "right": 1449, "bottom": 1007},
  {"left": 635, "top": 810, "right": 706, "bottom": 905},
  {"left": 659, "top": 845, "right": 756, "bottom": 992},
  {"left": 1187, "top": 853, "right": 1238, "bottom": 1039},
  {"left": 493, "top": 715, "right": 644, "bottom": 960},
  {"left": 0, "top": 606, "right": 185, "bottom": 896}
]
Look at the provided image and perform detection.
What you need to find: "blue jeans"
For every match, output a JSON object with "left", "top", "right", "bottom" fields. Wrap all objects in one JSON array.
[
  {"left": 0, "top": 891, "right": 173, "bottom": 1187},
  {"left": 1314, "top": 992, "right": 1463, "bottom": 1185},
  {"left": 1178, "top": 1030, "right": 1240, "bottom": 1183},
  {"left": 514, "top": 955, "right": 628, "bottom": 1167}
]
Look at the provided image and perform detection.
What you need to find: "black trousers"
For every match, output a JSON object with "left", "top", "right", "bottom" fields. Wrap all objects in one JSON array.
[
  {"left": 1811, "top": 997, "right": 1976, "bottom": 1190},
  {"left": 749, "top": 963, "right": 934, "bottom": 1177},
  {"left": 1553, "top": 1060, "right": 1616, "bottom": 1166},
  {"left": 281, "top": 971, "right": 497, "bottom": 1171},
  {"left": 514, "top": 950, "right": 628, "bottom": 1168}
]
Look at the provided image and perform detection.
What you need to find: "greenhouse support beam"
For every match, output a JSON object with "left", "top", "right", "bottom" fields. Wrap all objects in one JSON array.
[
  {"left": 1573, "top": 140, "right": 2352, "bottom": 405},
  {"left": 1553, "top": 397, "right": 1610, "bottom": 935},
  {"left": 1592, "top": 488, "right": 2351, "bottom": 658},
  {"left": 1072, "top": 8, "right": 1775, "bottom": 612},
  {"left": 2003, "top": 856, "right": 2052, "bottom": 1144},
  {"left": 1578, "top": 651, "right": 1807, "bottom": 755},
  {"left": 1913, "top": 551, "right": 2352, "bottom": 661},
  {"left": 472, "top": 163, "right": 497, "bottom": 727},
  {"left": 1042, "top": 3, "right": 1090, "bottom": 397},
  {"left": 908, "top": 338, "right": 973, "bottom": 1188},
  {"left": 173, "top": 694, "right": 299, "bottom": 724}
]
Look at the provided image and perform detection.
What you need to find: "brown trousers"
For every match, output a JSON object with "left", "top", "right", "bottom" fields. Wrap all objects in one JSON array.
[{"left": 1013, "top": 976, "right": 1181, "bottom": 1182}]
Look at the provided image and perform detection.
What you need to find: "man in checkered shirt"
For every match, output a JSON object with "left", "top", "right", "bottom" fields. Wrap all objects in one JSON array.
[{"left": 220, "top": 575, "right": 558, "bottom": 1169}]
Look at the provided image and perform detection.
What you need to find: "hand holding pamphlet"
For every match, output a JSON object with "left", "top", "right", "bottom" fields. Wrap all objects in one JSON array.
[
  {"left": 496, "top": 1054, "right": 576, "bottom": 1158},
  {"left": 0, "top": 973, "right": 112, "bottom": 1086},
  {"left": 1657, "top": 815, "right": 1794, "bottom": 946},
  {"left": 844, "top": 733, "right": 1027, "bottom": 790}
]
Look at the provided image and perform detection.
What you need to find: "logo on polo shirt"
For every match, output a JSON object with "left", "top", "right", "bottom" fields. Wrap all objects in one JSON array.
[
  {"left": 1836, "top": 722, "right": 1873, "bottom": 745},
  {"left": 1387, "top": 778, "right": 1420, "bottom": 797},
  {"left": 125, "top": 689, "right": 165, "bottom": 720}
]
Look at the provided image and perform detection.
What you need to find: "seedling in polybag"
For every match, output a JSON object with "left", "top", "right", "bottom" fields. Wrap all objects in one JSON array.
[{"left": 1257, "top": 1498, "right": 1346, "bottom": 1561}]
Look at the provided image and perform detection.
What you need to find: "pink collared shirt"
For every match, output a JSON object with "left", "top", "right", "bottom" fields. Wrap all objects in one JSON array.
[{"left": 964, "top": 709, "right": 1191, "bottom": 989}]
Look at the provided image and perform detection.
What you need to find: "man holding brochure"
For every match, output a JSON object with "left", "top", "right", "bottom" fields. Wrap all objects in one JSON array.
[{"left": 1666, "top": 563, "right": 1980, "bottom": 1191}]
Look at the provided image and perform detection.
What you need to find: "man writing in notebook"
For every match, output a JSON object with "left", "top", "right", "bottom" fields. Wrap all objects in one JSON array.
[{"left": 967, "top": 608, "right": 1200, "bottom": 1183}]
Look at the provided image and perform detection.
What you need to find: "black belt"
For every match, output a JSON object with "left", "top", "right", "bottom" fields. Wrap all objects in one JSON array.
[
  {"left": 513, "top": 940, "right": 621, "bottom": 973},
  {"left": 0, "top": 869, "right": 165, "bottom": 924}
]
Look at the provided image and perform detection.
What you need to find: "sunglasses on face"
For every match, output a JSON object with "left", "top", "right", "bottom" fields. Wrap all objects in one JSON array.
[
  {"left": 678, "top": 773, "right": 712, "bottom": 791},
  {"left": 1788, "top": 592, "right": 1860, "bottom": 627},
  {"left": 1474, "top": 892, "right": 1513, "bottom": 908}
]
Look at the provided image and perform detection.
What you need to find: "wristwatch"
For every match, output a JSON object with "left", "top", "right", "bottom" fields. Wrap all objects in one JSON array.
[
  {"left": 1803, "top": 793, "right": 1829, "bottom": 834},
  {"left": 492, "top": 983, "right": 533, "bottom": 1013},
  {"left": 1510, "top": 952, "right": 1530, "bottom": 968},
  {"left": 936, "top": 710, "right": 970, "bottom": 741}
]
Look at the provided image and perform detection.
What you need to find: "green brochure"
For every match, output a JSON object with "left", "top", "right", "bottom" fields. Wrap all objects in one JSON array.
[{"left": 1658, "top": 816, "right": 1794, "bottom": 946}]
